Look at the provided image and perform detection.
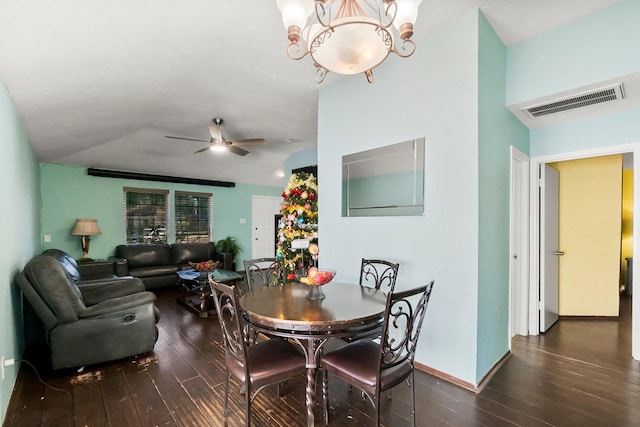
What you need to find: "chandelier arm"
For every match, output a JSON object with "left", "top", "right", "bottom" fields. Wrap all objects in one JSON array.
[
  {"left": 309, "top": 28, "right": 333, "bottom": 55},
  {"left": 377, "top": 25, "right": 394, "bottom": 51},
  {"left": 345, "top": 0, "right": 367, "bottom": 18},
  {"left": 315, "top": 65, "right": 329, "bottom": 84},
  {"left": 392, "top": 38, "right": 417, "bottom": 58},
  {"left": 365, "top": 69, "right": 374, "bottom": 83},
  {"left": 315, "top": 0, "right": 331, "bottom": 27},
  {"left": 286, "top": 41, "right": 311, "bottom": 61},
  {"left": 380, "top": 0, "right": 396, "bottom": 30}
]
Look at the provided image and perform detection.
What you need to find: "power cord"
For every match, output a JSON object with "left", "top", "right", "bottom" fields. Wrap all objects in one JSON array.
[{"left": 14, "top": 359, "right": 72, "bottom": 399}]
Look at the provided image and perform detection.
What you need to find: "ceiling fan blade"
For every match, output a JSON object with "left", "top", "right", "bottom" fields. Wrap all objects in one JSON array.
[
  {"left": 193, "top": 145, "right": 211, "bottom": 154},
  {"left": 226, "top": 144, "right": 250, "bottom": 156},
  {"left": 228, "top": 138, "right": 266, "bottom": 146},
  {"left": 166, "top": 135, "right": 210, "bottom": 143}
]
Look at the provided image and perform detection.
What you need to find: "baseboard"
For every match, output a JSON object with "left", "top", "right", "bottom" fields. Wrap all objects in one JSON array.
[
  {"left": 414, "top": 362, "right": 477, "bottom": 392},
  {"left": 414, "top": 350, "right": 511, "bottom": 394},
  {"left": 475, "top": 350, "right": 511, "bottom": 392}
]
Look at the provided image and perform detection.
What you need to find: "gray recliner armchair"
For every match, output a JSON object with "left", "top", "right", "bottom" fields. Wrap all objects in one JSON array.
[{"left": 16, "top": 255, "right": 159, "bottom": 370}]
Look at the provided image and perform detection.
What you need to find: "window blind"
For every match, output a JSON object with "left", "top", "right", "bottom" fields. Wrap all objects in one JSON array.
[
  {"left": 123, "top": 188, "right": 170, "bottom": 243},
  {"left": 175, "top": 191, "right": 212, "bottom": 243}
]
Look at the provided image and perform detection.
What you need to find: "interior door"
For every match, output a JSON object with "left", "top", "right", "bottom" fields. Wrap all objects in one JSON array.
[
  {"left": 251, "top": 196, "right": 282, "bottom": 258},
  {"left": 540, "top": 164, "right": 560, "bottom": 332},
  {"left": 510, "top": 147, "right": 529, "bottom": 337}
]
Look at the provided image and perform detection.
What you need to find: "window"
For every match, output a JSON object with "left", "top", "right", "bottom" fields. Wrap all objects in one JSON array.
[
  {"left": 175, "top": 191, "right": 212, "bottom": 243},
  {"left": 124, "top": 188, "right": 169, "bottom": 243}
]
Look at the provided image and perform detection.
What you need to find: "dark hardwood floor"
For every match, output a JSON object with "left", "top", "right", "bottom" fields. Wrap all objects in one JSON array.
[{"left": 3, "top": 290, "right": 639, "bottom": 426}]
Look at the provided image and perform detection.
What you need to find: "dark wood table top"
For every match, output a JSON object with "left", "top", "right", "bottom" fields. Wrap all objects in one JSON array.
[{"left": 240, "top": 281, "right": 387, "bottom": 335}]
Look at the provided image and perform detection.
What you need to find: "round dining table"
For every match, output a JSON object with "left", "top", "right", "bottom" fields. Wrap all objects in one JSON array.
[{"left": 240, "top": 281, "right": 387, "bottom": 427}]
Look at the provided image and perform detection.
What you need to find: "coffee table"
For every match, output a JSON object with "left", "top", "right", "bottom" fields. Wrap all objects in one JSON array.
[{"left": 177, "top": 268, "right": 243, "bottom": 318}]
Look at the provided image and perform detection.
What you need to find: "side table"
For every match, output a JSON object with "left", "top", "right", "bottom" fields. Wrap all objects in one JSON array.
[
  {"left": 77, "top": 259, "right": 115, "bottom": 279},
  {"left": 177, "top": 269, "right": 243, "bottom": 318}
]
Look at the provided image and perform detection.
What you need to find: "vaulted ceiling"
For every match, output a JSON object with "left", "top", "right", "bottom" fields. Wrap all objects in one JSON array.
[{"left": 0, "top": 0, "right": 624, "bottom": 187}]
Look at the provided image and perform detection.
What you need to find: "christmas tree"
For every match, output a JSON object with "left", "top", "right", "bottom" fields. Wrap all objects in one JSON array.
[{"left": 277, "top": 171, "right": 318, "bottom": 281}]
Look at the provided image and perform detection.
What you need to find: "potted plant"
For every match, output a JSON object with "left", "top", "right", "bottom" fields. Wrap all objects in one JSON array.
[{"left": 216, "top": 236, "right": 242, "bottom": 271}]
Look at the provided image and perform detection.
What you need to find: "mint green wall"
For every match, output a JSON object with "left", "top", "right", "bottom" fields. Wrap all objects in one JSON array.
[
  {"left": 477, "top": 13, "right": 530, "bottom": 383},
  {"left": 40, "top": 164, "right": 281, "bottom": 269},
  {"left": 0, "top": 80, "right": 41, "bottom": 424},
  {"left": 530, "top": 108, "right": 640, "bottom": 157},
  {"left": 506, "top": 0, "right": 640, "bottom": 106},
  {"left": 318, "top": 10, "right": 481, "bottom": 384}
]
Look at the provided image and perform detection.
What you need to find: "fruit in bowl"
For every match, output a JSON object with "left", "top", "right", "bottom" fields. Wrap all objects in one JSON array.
[{"left": 299, "top": 267, "right": 336, "bottom": 285}]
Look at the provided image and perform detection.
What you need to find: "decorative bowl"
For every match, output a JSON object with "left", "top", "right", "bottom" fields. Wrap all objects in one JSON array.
[
  {"left": 298, "top": 268, "right": 337, "bottom": 286},
  {"left": 189, "top": 260, "right": 220, "bottom": 272}
]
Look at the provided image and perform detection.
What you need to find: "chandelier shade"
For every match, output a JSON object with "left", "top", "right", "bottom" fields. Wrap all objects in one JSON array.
[
  {"left": 276, "top": 0, "right": 423, "bottom": 83},
  {"left": 307, "top": 17, "right": 393, "bottom": 75}
]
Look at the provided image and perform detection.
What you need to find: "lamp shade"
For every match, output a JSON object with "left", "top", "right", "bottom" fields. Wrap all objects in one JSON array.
[
  {"left": 394, "top": 0, "right": 422, "bottom": 27},
  {"left": 72, "top": 219, "right": 102, "bottom": 236},
  {"left": 393, "top": 0, "right": 423, "bottom": 39},
  {"left": 277, "top": 0, "right": 314, "bottom": 31}
]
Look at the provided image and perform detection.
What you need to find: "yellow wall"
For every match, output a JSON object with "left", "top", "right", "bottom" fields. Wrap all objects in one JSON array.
[
  {"left": 621, "top": 169, "right": 634, "bottom": 289},
  {"left": 551, "top": 155, "right": 622, "bottom": 316}
]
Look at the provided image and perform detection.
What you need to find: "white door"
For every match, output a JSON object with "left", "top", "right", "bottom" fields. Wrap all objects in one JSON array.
[
  {"left": 540, "top": 164, "right": 560, "bottom": 332},
  {"left": 251, "top": 196, "right": 282, "bottom": 259},
  {"left": 510, "top": 147, "right": 529, "bottom": 337}
]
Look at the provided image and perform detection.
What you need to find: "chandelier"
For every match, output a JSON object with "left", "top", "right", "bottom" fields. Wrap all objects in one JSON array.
[{"left": 276, "top": 0, "right": 422, "bottom": 83}]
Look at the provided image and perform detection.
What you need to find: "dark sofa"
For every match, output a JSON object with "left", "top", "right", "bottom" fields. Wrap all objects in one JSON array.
[
  {"left": 114, "top": 242, "right": 232, "bottom": 290},
  {"left": 17, "top": 253, "right": 159, "bottom": 370}
]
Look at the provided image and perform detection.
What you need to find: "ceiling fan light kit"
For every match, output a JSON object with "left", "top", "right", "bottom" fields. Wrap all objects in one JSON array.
[
  {"left": 210, "top": 143, "right": 227, "bottom": 152},
  {"left": 276, "top": 0, "right": 422, "bottom": 83},
  {"left": 165, "top": 117, "right": 265, "bottom": 157}
]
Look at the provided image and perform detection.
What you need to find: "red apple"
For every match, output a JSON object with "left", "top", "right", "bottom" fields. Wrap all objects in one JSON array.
[{"left": 312, "top": 272, "right": 324, "bottom": 284}]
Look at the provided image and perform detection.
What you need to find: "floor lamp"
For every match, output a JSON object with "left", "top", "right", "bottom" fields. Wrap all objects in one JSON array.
[{"left": 72, "top": 218, "right": 102, "bottom": 262}]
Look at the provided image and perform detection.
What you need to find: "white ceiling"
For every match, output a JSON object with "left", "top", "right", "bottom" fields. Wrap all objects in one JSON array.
[{"left": 0, "top": 0, "right": 626, "bottom": 187}]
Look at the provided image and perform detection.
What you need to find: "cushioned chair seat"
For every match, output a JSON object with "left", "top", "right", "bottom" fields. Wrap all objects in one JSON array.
[
  {"left": 322, "top": 340, "right": 413, "bottom": 390},
  {"left": 227, "top": 338, "right": 306, "bottom": 385}
]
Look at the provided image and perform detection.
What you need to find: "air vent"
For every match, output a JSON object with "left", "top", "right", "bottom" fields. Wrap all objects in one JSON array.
[{"left": 521, "top": 83, "right": 625, "bottom": 118}]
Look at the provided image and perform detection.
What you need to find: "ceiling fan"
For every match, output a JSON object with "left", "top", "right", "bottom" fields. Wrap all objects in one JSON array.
[{"left": 165, "top": 118, "right": 265, "bottom": 156}]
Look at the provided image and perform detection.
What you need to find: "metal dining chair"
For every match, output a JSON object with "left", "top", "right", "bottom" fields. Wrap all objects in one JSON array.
[
  {"left": 244, "top": 257, "right": 282, "bottom": 292},
  {"left": 321, "top": 281, "right": 435, "bottom": 426},
  {"left": 210, "top": 280, "right": 307, "bottom": 426},
  {"left": 359, "top": 258, "right": 400, "bottom": 293},
  {"left": 334, "top": 258, "right": 399, "bottom": 344},
  {"left": 243, "top": 257, "right": 284, "bottom": 343}
]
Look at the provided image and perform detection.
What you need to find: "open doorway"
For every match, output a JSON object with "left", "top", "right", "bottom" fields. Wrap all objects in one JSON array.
[
  {"left": 542, "top": 155, "right": 624, "bottom": 323},
  {"left": 526, "top": 144, "right": 640, "bottom": 361}
]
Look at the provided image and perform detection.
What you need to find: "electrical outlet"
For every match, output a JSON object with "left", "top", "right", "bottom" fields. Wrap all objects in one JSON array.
[{"left": 1, "top": 357, "right": 15, "bottom": 380}]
